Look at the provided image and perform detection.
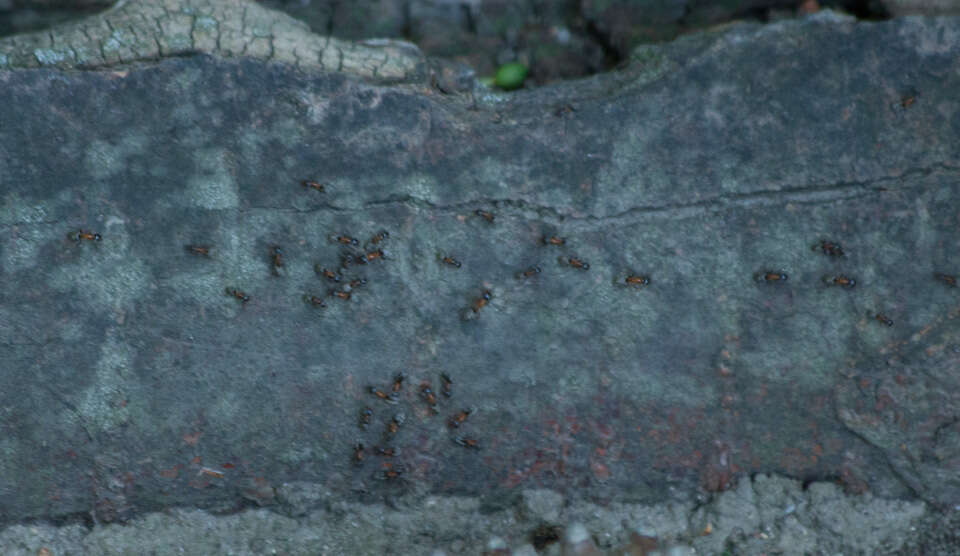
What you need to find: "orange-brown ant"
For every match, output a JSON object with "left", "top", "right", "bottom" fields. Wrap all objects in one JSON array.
[
  {"left": 542, "top": 236, "right": 565, "bottom": 247},
  {"left": 934, "top": 272, "right": 958, "bottom": 288},
  {"left": 901, "top": 95, "right": 916, "bottom": 109},
  {"left": 366, "top": 249, "right": 386, "bottom": 262},
  {"left": 869, "top": 312, "right": 894, "bottom": 327},
  {"left": 448, "top": 408, "right": 474, "bottom": 429},
  {"left": 392, "top": 372, "right": 406, "bottom": 393},
  {"left": 353, "top": 442, "right": 365, "bottom": 465},
  {"left": 440, "top": 372, "right": 453, "bottom": 398},
  {"left": 225, "top": 287, "right": 250, "bottom": 303},
  {"left": 185, "top": 245, "right": 211, "bottom": 256},
  {"left": 330, "top": 289, "right": 352, "bottom": 301},
  {"left": 304, "top": 294, "right": 327, "bottom": 308},
  {"left": 359, "top": 407, "right": 374, "bottom": 429},
  {"left": 472, "top": 290, "right": 493, "bottom": 313},
  {"left": 316, "top": 265, "right": 341, "bottom": 282},
  {"left": 385, "top": 413, "right": 405, "bottom": 437},
  {"left": 67, "top": 229, "right": 101, "bottom": 242},
  {"left": 518, "top": 266, "right": 542, "bottom": 279},
  {"left": 420, "top": 383, "right": 438, "bottom": 408},
  {"left": 754, "top": 271, "right": 788, "bottom": 283},
  {"left": 270, "top": 246, "right": 285, "bottom": 274},
  {"left": 475, "top": 209, "right": 495, "bottom": 223},
  {"left": 374, "top": 463, "right": 405, "bottom": 481},
  {"left": 812, "top": 240, "right": 845, "bottom": 258},
  {"left": 560, "top": 256, "right": 590, "bottom": 270},
  {"left": 625, "top": 274, "right": 651, "bottom": 287},
  {"left": 368, "top": 230, "right": 389, "bottom": 246},
  {"left": 331, "top": 234, "right": 359, "bottom": 246},
  {"left": 823, "top": 275, "right": 856, "bottom": 288},
  {"left": 302, "top": 180, "right": 326, "bottom": 192},
  {"left": 375, "top": 446, "right": 396, "bottom": 457},
  {"left": 440, "top": 255, "right": 462, "bottom": 268},
  {"left": 347, "top": 278, "right": 367, "bottom": 290},
  {"left": 368, "top": 386, "right": 399, "bottom": 404},
  {"left": 454, "top": 436, "right": 480, "bottom": 449},
  {"left": 341, "top": 252, "right": 368, "bottom": 268}
]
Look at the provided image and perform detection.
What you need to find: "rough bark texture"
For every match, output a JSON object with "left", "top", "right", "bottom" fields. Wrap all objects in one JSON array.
[
  {"left": 0, "top": 0, "right": 426, "bottom": 83},
  {"left": 1, "top": 1, "right": 959, "bottom": 553}
]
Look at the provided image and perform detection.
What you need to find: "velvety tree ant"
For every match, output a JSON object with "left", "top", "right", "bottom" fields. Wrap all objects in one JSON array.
[
  {"left": 454, "top": 436, "right": 480, "bottom": 449},
  {"left": 472, "top": 290, "right": 493, "bottom": 313},
  {"left": 368, "top": 386, "right": 399, "bottom": 404},
  {"left": 475, "top": 209, "right": 495, "bottom": 223},
  {"left": 440, "top": 372, "right": 453, "bottom": 398},
  {"left": 812, "top": 240, "right": 844, "bottom": 258},
  {"left": 67, "top": 230, "right": 101, "bottom": 242},
  {"left": 304, "top": 294, "right": 327, "bottom": 308},
  {"left": 448, "top": 408, "right": 474, "bottom": 428},
  {"left": 625, "top": 274, "right": 651, "bottom": 287},
  {"left": 934, "top": 272, "right": 958, "bottom": 288},
  {"left": 316, "top": 266, "right": 341, "bottom": 282},
  {"left": 359, "top": 407, "right": 374, "bottom": 429},
  {"left": 869, "top": 312, "right": 894, "bottom": 327},
  {"left": 560, "top": 256, "right": 590, "bottom": 270},
  {"left": 823, "top": 275, "right": 856, "bottom": 288},
  {"left": 225, "top": 287, "right": 250, "bottom": 303},
  {"left": 754, "top": 271, "right": 788, "bottom": 283},
  {"left": 302, "top": 180, "right": 326, "bottom": 192},
  {"left": 440, "top": 254, "right": 462, "bottom": 268},
  {"left": 185, "top": 245, "right": 211, "bottom": 256},
  {"left": 542, "top": 236, "right": 565, "bottom": 247},
  {"left": 518, "top": 266, "right": 542, "bottom": 279}
]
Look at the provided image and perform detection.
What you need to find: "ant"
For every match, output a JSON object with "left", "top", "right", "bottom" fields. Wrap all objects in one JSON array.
[
  {"left": 359, "top": 407, "right": 374, "bottom": 429},
  {"left": 934, "top": 272, "right": 958, "bottom": 288},
  {"left": 554, "top": 103, "right": 576, "bottom": 117},
  {"left": 67, "top": 230, "right": 101, "bottom": 242},
  {"left": 353, "top": 442, "right": 365, "bottom": 465},
  {"left": 823, "top": 275, "right": 856, "bottom": 288},
  {"left": 331, "top": 234, "right": 359, "bottom": 246},
  {"left": 302, "top": 180, "right": 326, "bottom": 192},
  {"left": 392, "top": 372, "right": 406, "bottom": 393},
  {"left": 440, "top": 372, "right": 453, "bottom": 398},
  {"left": 316, "top": 266, "right": 341, "bottom": 282},
  {"left": 420, "top": 383, "right": 438, "bottom": 408},
  {"left": 225, "top": 287, "right": 250, "bottom": 303},
  {"left": 869, "top": 312, "right": 894, "bottom": 327},
  {"left": 901, "top": 95, "right": 916, "bottom": 109},
  {"left": 341, "top": 251, "right": 368, "bottom": 269},
  {"left": 518, "top": 266, "right": 542, "bottom": 279},
  {"left": 329, "top": 289, "right": 352, "bottom": 301},
  {"left": 454, "top": 436, "right": 480, "bottom": 449},
  {"left": 385, "top": 413, "right": 405, "bottom": 437},
  {"left": 754, "top": 271, "right": 788, "bottom": 284},
  {"left": 560, "top": 256, "right": 590, "bottom": 270},
  {"left": 471, "top": 290, "right": 493, "bottom": 313},
  {"left": 812, "top": 240, "right": 845, "bottom": 258},
  {"left": 625, "top": 274, "right": 651, "bottom": 287},
  {"left": 475, "top": 209, "right": 495, "bottom": 223},
  {"left": 375, "top": 446, "right": 396, "bottom": 458},
  {"left": 347, "top": 277, "right": 367, "bottom": 290},
  {"left": 448, "top": 408, "right": 474, "bottom": 429},
  {"left": 368, "top": 386, "right": 399, "bottom": 404},
  {"left": 304, "top": 294, "right": 327, "bottom": 308},
  {"left": 366, "top": 249, "right": 387, "bottom": 262},
  {"left": 270, "top": 246, "right": 285, "bottom": 274},
  {"left": 440, "top": 255, "right": 462, "bottom": 268},
  {"left": 542, "top": 236, "right": 566, "bottom": 247},
  {"left": 185, "top": 245, "right": 211, "bottom": 256},
  {"left": 374, "top": 463, "right": 406, "bottom": 481},
  {"left": 368, "top": 230, "right": 389, "bottom": 246}
]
